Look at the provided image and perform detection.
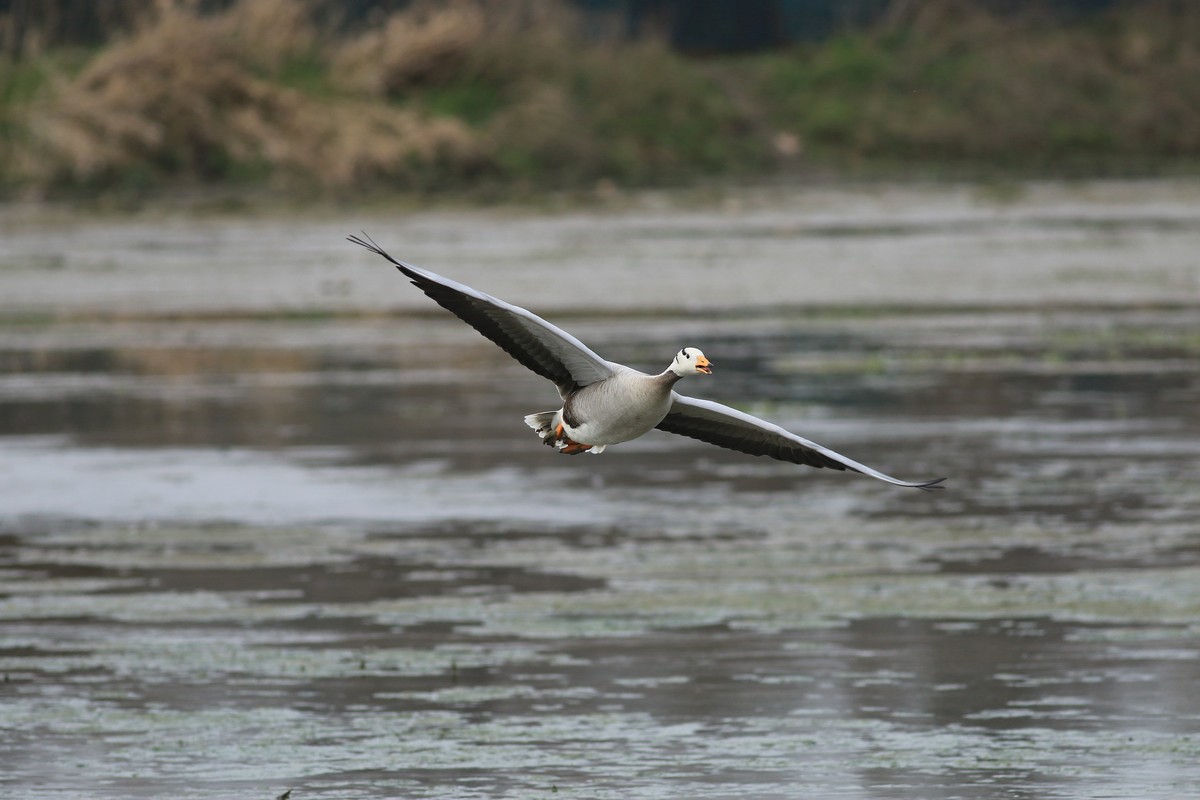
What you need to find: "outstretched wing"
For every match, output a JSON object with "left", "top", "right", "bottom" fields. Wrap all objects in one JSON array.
[
  {"left": 350, "top": 234, "right": 615, "bottom": 395},
  {"left": 656, "top": 394, "right": 945, "bottom": 490}
]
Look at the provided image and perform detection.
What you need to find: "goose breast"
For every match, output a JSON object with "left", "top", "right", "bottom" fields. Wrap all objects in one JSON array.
[{"left": 563, "top": 370, "right": 677, "bottom": 446}]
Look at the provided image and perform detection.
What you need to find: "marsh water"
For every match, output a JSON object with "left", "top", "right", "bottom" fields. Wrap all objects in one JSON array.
[{"left": 2, "top": 183, "right": 1200, "bottom": 798}]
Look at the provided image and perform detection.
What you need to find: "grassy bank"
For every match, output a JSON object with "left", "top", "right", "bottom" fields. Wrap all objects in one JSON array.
[{"left": 1, "top": 0, "right": 1198, "bottom": 203}]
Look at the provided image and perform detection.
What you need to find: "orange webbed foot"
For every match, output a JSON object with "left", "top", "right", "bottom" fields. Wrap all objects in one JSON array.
[{"left": 558, "top": 439, "right": 593, "bottom": 455}]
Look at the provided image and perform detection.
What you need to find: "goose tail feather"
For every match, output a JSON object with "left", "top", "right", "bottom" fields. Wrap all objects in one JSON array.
[{"left": 524, "top": 410, "right": 561, "bottom": 447}]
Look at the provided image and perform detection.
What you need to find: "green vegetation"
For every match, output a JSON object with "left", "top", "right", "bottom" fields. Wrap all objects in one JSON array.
[
  {"left": 757, "top": 1, "right": 1200, "bottom": 167},
  {"left": 1, "top": 0, "right": 1198, "bottom": 202}
]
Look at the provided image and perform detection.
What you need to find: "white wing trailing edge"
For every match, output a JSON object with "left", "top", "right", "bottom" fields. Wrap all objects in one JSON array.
[
  {"left": 349, "top": 233, "right": 615, "bottom": 396},
  {"left": 657, "top": 395, "right": 944, "bottom": 489}
]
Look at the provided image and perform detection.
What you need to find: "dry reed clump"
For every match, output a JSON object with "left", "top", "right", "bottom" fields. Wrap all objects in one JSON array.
[
  {"left": 21, "top": 9, "right": 291, "bottom": 183},
  {"left": 15, "top": 0, "right": 485, "bottom": 190},
  {"left": 332, "top": 0, "right": 579, "bottom": 98},
  {"left": 221, "top": 0, "right": 316, "bottom": 72},
  {"left": 326, "top": 0, "right": 748, "bottom": 185},
  {"left": 6, "top": 0, "right": 755, "bottom": 195},
  {"left": 316, "top": 101, "right": 483, "bottom": 187},
  {"left": 333, "top": 1, "right": 488, "bottom": 96}
]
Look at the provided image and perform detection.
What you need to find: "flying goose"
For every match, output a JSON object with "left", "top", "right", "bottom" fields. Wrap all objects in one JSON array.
[{"left": 349, "top": 234, "right": 944, "bottom": 490}]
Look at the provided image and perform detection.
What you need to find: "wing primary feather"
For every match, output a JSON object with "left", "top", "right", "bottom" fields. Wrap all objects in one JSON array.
[
  {"left": 657, "top": 395, "right": 945, "bottom": 490},
  {"left": 348, "top": 233, "right": 615, "bottom": 394},
  {"left": 346, "top": 232, "right": 387, "bottom": 260}
]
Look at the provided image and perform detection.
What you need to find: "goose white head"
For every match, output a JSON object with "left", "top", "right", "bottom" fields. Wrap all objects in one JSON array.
[{"left": 669, "top": 347, "right": 712, "bottom": 377}]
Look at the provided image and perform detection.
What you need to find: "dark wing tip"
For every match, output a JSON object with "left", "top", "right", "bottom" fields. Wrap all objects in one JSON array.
[
  {"left": 347, "top": 232, "right": 403, "bottom": 269},
  {"left": 912, "top": 477, "right": 947, "bottom": 492}
]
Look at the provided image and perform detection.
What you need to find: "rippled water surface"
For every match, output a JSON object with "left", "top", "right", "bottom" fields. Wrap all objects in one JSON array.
[{"left": 2, "top": 187, "right": 1200, "bottom": 799}]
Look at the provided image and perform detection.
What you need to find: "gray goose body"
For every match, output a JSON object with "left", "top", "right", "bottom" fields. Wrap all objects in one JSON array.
[
  {"left": 350, "top": 234, "right": 944, "bottom": 490},
  {"left": 561, "top": 367, "right": 680, "bottom": 448}
]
